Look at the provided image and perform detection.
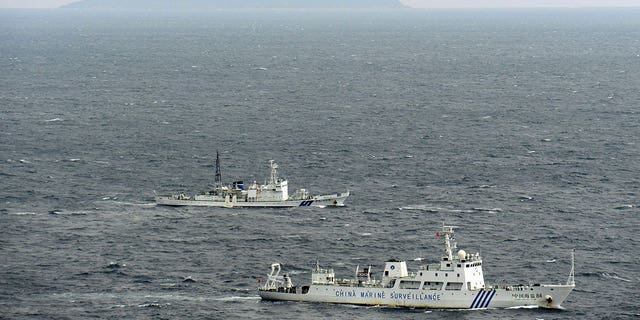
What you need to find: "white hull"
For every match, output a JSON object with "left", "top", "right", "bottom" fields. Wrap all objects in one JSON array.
[
  {"left": 259, "top": 283, "right": 573, "bottom": 309},
  {"left": 155, "top": 192, "right": 349, "bottom": 208},
  {"left": 156, "top": 157, "right": 349, "bottom": 208},
  {"left": 257, "top": 226, "right": 575, "bottom": 311}
]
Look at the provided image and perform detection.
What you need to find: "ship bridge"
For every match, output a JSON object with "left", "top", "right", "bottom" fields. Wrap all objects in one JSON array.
[{"left": 383, "top": 225, "right": 486, "bottom": 291}]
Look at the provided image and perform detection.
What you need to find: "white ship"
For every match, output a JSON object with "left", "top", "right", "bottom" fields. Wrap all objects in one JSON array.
[
  {"left": 259, "top": 225, "right": 575, "bottom": 309},
  {"left": 155, "top": 153, "right": 349, "bottom": 208}
]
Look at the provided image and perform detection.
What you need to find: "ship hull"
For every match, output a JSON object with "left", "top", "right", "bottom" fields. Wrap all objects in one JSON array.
[
  {"left": 259, "top": 284, "right": 573, "bottom": 309},
  {"left": 155, "top": 192, "right": 349, "bottom": 208}
]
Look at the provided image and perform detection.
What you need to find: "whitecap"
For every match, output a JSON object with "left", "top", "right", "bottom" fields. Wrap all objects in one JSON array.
[
  {"left": 109, "top": 201, "right": 155, "bottom": 208},
  {"left": 45, "top": 118, "right": 63, "bottom": 122},
  {"left": 215, "top": 296, "right": 260, "bottom": 302},
  {"left": 601, "top": 272, "right": 631, "bottom": 282},
  {"left": 9, "top": 212, "right": 38, "bottom": 215},
  {"left": 48, "top": 210, "right": 89, "bottom": 215},
  {"left": 506, "top": 305, "right": 539, "bottom": 309},
  {"left": 137, "top": 302, "right": 169, "bottom": 308},
  {"left": 398, "top": 205, "right": 439, "bottom": 212},
  {"left": 472, "top": 207, "right": 502, "bottom": 212}
]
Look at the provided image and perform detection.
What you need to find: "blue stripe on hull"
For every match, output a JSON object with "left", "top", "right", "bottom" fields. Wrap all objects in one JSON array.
[
  {"left": 478, "top": 290, "right": 492, "bottom": 308},
  {"left": 470, "top": 290, "right": 486, "bottom": 309},
  {"left": 470, "top": 289, "right": 497, "bottom": 309},
  {"left": 482, "top": 290, "right": 497, "bottom": 308}
]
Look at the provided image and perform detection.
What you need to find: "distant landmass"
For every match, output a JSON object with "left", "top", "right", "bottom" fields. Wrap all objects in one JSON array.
[{"left": 62, "top": 0, "right": 407, "bottom": 10}]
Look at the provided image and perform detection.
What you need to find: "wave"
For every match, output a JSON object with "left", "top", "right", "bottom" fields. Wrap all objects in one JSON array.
[
  {"left": 398, "top": 205, "right": 476, "bottom": 214},
  {"left": 137, "top": 302, "right": 170, "bottom": 308},
  {"left": 506, "top": 305, "right": 540, "bottom": 309},
  {"left": 362, "top": 209, "right": 391, "bottom": 214},
  {"left": 214, "top": 296, "right": 260, "bottom": 302},
  {"left": 48, "top": 209, "right": 91, "bottom": 215},
  {"left": 7, "top": 211, "right": 38, "bottom": 215},
  {"left": 106, "top": 200, "right": 156, "bottom": 208},
  {"left": 106, "top": 261, "right": 126, "bottom": 269},
  {"left": 472, "top": 207, "right": 502, "bottom": 213},
  {"left": 600, "top": 272, "right": 632, "bottom": 282}
]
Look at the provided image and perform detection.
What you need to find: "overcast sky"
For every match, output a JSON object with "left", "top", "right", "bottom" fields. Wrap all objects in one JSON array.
[{"left": 1, "top": 0, "right": 640, "bottom": 9}]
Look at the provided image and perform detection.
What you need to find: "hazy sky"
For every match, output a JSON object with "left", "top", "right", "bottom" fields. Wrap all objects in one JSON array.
[
  {"left": 0, "top": 0, "right": 77, "bottom": 8},
  {"left": 403, "top": 0, "right": 640, "bottom": 8},
  {"left": 1, "top": 0, "right": 639, "bottom": 9}
]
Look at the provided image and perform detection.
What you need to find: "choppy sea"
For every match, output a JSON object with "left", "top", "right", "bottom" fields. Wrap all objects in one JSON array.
[{"left": 1, "top": 7, "right": 639, "bottom": 319}]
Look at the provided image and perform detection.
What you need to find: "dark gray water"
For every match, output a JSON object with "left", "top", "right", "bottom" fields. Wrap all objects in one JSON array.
[{"left": 1, "top": 8, "right": 639, "bottom": 319}]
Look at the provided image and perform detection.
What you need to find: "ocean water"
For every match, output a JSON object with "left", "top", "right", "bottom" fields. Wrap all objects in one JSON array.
[{"left": 1, "top": 8, "right": 639, "bottom": 319}]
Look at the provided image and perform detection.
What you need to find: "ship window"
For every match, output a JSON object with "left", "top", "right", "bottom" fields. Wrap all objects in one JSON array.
[
  {"left": 445, "top": 282, "right": 463, "bottom": 290},
  {"left": 445, "top": 273, "right": 448, "bottom": 277},
  {"left": 423, "top": 282, "right": 443, "bottom": 290},
  {"left": 435, "top": 273, "right": 438, "bottom": 277},
  {"left": 385, "top": 271, "right": 389, "bottom": 276},
  {"left": 385, "top": 279, "right": 396, "bottom": 288},
  {"left": 399, "top": 280, "right": 421, "bottom": 289},
  {"left": 457, "top": 264, "right": 461, "bottom": 267},
  {"left": 457, "top": 274, "right": 460, "bottom": 277},
  {"left": 446, "top": 264, "right": 450, "bottom": 267}
]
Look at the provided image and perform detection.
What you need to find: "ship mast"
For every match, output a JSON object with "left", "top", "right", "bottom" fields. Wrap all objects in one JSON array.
[
  {"left": 442, "top": 225, "right": 457, "bottom": 261},
  {"left": 567, "top": 249, "right": 575, "bottom": 286},
  {"left": 214, "top": 150, "right": 222, "bottom": 193},
  {"left": 269, "top": 160, "right": 279, "bottom": 185}
]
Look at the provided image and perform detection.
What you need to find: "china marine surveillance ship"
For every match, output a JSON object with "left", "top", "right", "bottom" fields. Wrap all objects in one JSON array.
[
  {"left": 259, "top": 225, "right": 575, "bottom": 309},
  {"left": 155, "top": 153, "right": 349, "bottom": 208}
]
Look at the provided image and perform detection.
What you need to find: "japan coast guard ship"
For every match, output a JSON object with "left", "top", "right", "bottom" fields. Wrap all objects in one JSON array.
[
  {"left": 258, "top": 225, "right": 575, "bottom": 309},
  {"left": 155, "top": 153, "right": 349, "bottom": 208}
]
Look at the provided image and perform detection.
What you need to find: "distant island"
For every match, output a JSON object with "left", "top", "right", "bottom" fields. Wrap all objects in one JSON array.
[{"left": 62, "top": 0, "right": 407, "bottom": 10}]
